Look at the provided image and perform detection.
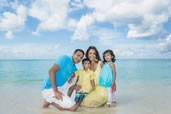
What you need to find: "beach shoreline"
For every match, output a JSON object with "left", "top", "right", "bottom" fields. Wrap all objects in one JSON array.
[{"left": 0, "top": 81, "right": 171, "bottom": 114}]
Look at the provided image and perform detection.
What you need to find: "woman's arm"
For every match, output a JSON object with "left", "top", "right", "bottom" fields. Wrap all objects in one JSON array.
[
  {"left": 100, "top": 61, "right": 104, "bottom": 68},
  {"left": 90, "top": 80, "right": 95, "bottom": 91}
]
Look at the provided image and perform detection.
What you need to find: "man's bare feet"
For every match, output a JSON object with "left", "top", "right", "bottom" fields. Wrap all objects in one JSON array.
[
  {"left": 42, "top": 100, "right": 50, "bottom": 108},
  {"left": 70, "top": 105, "right": 77, "bottom": 111},
  {"left": 69, "top": 102, "right": 80, "bottom": 111}
]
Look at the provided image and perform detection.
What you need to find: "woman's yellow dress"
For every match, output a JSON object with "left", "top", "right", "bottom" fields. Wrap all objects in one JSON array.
[{"left": 81, "top": 61, "right": 107, "bottom": 107}]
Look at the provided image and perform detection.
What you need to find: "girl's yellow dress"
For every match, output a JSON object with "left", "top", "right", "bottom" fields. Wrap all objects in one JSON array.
[{"left": 81, "top": 61, "right": 107, "bottom": 107}]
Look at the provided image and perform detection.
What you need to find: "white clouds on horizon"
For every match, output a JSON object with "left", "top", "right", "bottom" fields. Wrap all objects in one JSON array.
[
  {"left": 109, "top": 43, "right": 167, "bottom": 59},
  {"left": 159, "top": 34, "right": 171, "bottom": 52},
  {"left": 0, "top": 42, "right": 170, "bottom": 59},
  {"left": 0, "top": 43, "right": 62, "bottom": 59}
]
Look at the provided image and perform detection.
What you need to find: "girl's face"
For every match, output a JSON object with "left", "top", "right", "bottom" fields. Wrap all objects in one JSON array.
[
  {"left": 88, "top": 49, "right": 96, "bottom": 62},
  {"left": 104, "top": 52, "right": 113, "bottom": 62}
]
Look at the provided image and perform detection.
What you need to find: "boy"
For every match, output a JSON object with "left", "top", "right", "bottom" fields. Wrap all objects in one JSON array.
[{"left": 68, "top": 58, "right": 95, "bottom": 104}]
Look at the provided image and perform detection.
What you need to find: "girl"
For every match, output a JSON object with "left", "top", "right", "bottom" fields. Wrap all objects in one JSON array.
[{"left": 99, "top": 49, "right": 117, "bottom": 107}]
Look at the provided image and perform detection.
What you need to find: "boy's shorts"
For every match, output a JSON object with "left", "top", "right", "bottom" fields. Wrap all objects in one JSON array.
[{"left": 74, "top": 91, "right": 88, "bottom": 102}]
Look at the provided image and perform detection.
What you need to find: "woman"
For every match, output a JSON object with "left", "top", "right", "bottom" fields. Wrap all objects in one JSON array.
[{"left": 81, "top": 46, "right": 107, "bottom": 107}]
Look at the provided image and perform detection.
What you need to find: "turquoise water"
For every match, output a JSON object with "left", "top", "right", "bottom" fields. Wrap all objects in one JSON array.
[
  {"left": 0, "top": 59, "right": 171, "bottom": 85},
  {"left": 0, "top": 60, "right": 54, "bottom": 85}
]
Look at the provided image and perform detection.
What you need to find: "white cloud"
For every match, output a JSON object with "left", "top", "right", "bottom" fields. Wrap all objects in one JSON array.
[
  {"left": 72, "top": 0, "right": 171, "bottom": 40},
  {"left": 0, "top": 43, "right": 63, "bottom": 59},
  {"left": 5, "top": 31, "right": 14, "bottom": 40},
  {"left": 72, "top": 13, "right": 95, "bottom": 40},
  {"left": 0, "top": 5, "right": 27, "bottom": 39},
  {"left": 159, "top": 34, "right": 171, "bottom": 52},
  {"left": 98, "top": 42, "right": 165, "bottom": 59},
  {"left": 70, "top": 0, "right": 85, "bottom": 9},
  {"left": 93, "top": 28, "right": 123, "bottom": 45},
  {"left": 29, "top": 0, "right": 69, "bottom": 35},
  {"left": 114, "top": 49, "right": 134, "bottom": 58},
  {"left": 67, "top": 18, "right": 78, "bottom": 30}
]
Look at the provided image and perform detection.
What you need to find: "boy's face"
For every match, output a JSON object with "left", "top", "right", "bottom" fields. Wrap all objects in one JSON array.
[
  {"left": 83, "top": 61, "right": 90, "bottom": 69},
  {"left": 73, "top": 51, "right": 84, "bottom": 64}
]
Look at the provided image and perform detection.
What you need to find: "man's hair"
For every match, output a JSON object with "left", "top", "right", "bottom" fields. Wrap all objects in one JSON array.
[
  {"left": 74, "top": 49, "right": 84, "bottom": 55},
  {"left": 82, "top": 58, "right": 91, "bottom": 64}
]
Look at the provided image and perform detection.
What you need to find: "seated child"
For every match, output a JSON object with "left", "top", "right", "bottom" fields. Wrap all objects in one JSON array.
[{"left": 68, "top": 58, "right": 95, "bottom": 103}]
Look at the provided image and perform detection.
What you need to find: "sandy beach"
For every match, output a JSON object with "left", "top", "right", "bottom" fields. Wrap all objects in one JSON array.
[{"left": 1, "top": 80, "right": 171, "bottom": 114}]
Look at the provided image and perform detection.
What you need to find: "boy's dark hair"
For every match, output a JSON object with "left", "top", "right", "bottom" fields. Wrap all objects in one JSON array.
[
  {"left": 74, "top": 49, "right": 84, "bottom": 55},
  {"left": 86, "top": 46, "right": 101, "bottom": 62},
  {"left": 82, "top": 58, "right": 91, "bottom": 64},
  {"left": 103, "top": 49, "right": 116, "bottom": 63}
]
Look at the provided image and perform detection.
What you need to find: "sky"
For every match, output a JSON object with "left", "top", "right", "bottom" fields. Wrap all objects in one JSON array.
[{"left": 0, "top": 0, "right": 171, "bottom": 59}]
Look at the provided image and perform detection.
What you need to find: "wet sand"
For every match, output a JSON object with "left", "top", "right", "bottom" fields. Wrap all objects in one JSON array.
[{"left": 0, "top": 81, "right": 171, "bottom": 114}]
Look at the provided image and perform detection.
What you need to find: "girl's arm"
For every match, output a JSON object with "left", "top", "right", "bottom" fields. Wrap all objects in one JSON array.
[
  {"left": 110, "top": 63, "right": 116, "bottom": 82},
  {"left": 110, "top": 63, "right": 117, "bottom": 92}
]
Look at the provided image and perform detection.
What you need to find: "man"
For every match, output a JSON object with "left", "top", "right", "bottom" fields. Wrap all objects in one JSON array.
[{"left": 40, "top": 49, "right": 84, "bottom": 111}]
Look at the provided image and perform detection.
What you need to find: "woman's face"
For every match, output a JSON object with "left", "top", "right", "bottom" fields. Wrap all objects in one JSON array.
[{"left": 88, "top": 49, "right": 96, "bottom": 62}]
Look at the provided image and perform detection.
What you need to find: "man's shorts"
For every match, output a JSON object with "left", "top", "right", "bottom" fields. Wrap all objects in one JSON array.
[
  {"left": 41, "top": 77, "right": 77, "bottom": 108},
  {"left": 42, "top": 89, "right": 75, "bottom": 108},
  {"left": 74, "top": 91, "right": 88, "bottom": 102}
]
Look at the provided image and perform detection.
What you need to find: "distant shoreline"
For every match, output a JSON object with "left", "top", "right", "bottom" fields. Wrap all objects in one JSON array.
[{"left": 0, "top": 59, "right": 171, "bottom": 61}]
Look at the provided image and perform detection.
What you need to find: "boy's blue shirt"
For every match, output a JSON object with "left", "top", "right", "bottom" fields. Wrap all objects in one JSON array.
[{"left": 40, "top": 55, "right": 77, "bottom": 90}]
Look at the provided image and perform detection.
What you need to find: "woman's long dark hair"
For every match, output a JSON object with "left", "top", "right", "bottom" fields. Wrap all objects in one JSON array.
[{"left": 86, "top": 46, "right": 101, "bottom": 62}]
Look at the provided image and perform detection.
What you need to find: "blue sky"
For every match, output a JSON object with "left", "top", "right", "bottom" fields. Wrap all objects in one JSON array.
[{"left": 0, "top": 0, "right": 171, "bottom": 59}]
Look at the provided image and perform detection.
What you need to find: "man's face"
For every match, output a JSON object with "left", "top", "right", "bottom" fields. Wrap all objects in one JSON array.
[{"left": 73, "top": 51, "right": 84, "bottom": 64}]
